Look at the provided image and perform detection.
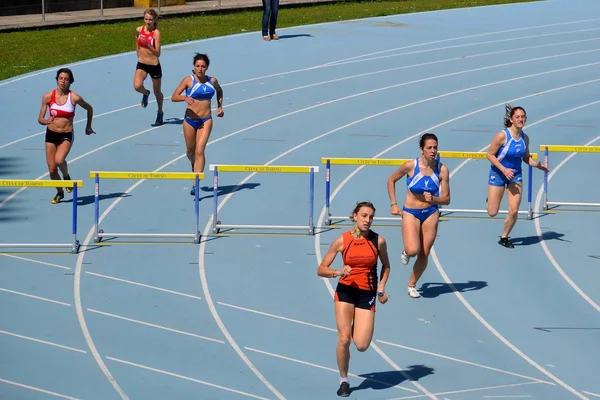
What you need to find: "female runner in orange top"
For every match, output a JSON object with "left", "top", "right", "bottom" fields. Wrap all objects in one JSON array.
[{"left": 317, "top": 201, "right": 391, "bottom": 397}]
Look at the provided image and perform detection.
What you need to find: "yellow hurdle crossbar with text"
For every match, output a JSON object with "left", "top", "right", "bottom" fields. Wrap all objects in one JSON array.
[
  {"left": 0, "top": 179, "right": 84, "bottom": 188},
  {"left": 89, "top": 171, "right": 204, "bottom": 180},
  {"left": 540, "top": 145, "right": 600, "bottom": 153},
  {"left": 320, "top": 158, "right": 410, "bottom": 166},
  {"left": 209, "top": 164, "right": 318, "bottom": 173}
]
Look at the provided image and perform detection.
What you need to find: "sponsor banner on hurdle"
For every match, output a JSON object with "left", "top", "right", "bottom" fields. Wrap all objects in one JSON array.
[
  {"left": 541, "top": 145, "right": 600, "bottom": 210},
  {"left": 89, "top": 171, "right": 204, "bottom": 243},
  {"left": 208, "top": 164, "right": 319, "bottom": 235},
  {"left": 321, "top": 157, "right": 411, "bottom": 225},
  {"left": 0, "top": 179, "right": 83, "bottom": 254}
]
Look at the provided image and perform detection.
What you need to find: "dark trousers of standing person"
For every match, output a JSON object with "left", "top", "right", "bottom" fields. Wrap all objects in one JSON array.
[{"left": 262, "top": 0, "right": 279, "bottom": 39}]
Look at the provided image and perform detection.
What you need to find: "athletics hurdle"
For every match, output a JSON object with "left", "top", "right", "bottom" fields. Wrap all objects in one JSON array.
[
  {"left": 0, "top": 179, "right": 83, "bottom": 254},
  {"left": 209, "top": 164, "right": 318, "bottom": 235},
  {"left": 436, "top": 151, "right": 537, "bottom": 220},
  {"left": 90, "top": 171, "right": 204, "bottom": 243},
  {"left": 541, "top": 145, "right": 600, "bottom": 210},
  {"left": 322, "top": 158, "right": 410, "bottom": 225},
  {"left": 322, "top": 152, "right": 538, "bottom": 225}
]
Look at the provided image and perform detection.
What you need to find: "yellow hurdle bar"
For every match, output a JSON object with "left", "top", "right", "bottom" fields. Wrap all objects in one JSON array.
[
  {"left": 209, "top": 164, "right": 319, "bottom": 235},
  {"left": 321, "top": 158, "right": 410, "bottom": 166},
  {"left": 438, "top": 151, "right": 538, "bottom": 160},
  {"left": 91, "top": 171, "right": 205, "bottom": 244},
  {"left": 0, "top": 179, "right": 83, "bottom": 254},
  {"left": 208, "top": 164, "right": 318, "bottom": 173},
  {"left": 0, "top": 179, "right": 84, "bottom": 188},
  {"left": 541, "top": 145, "right": 600, "bottom": 210},
  {"left": 89, "top": 171, "right": 204, "bottom": 180},
  {"left": 540, "top": 145, "right": 600, "bottom": 153}
]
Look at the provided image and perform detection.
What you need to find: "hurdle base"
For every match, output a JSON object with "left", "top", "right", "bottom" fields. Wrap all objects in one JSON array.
[
  {"left": 95, "top": 231, "right": 200, "bottom": 244},
  {"left": 0, "top": 242, "right": 80, "bottom": 254},
  {"left": 213, "top": 223, "right": 314, "bottom": 235},
  {"left": 546, "top": 201, "right": 600, "bottom": 208}
]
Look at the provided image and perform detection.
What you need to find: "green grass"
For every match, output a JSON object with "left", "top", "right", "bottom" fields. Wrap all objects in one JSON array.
[{"left": 0, "top": 0, "right": 538, "bottom": 81}]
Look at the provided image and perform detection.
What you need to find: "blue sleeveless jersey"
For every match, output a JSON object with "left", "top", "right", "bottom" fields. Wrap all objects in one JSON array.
[
  {"left": 407, "top": 158, "right": 441, "bottom": 196},
  {"left": 492, "top": 128, "right": 526, "bottom": 174},
  {"left": 186, "top": 75, "right": 216, "bottom": 101}
]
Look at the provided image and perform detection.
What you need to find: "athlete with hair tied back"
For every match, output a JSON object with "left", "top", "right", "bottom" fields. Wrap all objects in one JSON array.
[
  {"left": 387, "top": 133, "right": 451, "bottom": 299},
  {"left": 317, "top": 201, "right": 391, "bottom": 397}
]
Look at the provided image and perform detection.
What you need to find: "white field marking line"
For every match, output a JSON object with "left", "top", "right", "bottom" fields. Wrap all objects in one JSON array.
[
  {"left": 221, "top": 302, "right": 550, "bottom": 385},
  {"left": 73, "top": 71, "right": 600, "bottom": 400},
  {"left": 318, "top": 27, "right": 600, "bottom": 68},
  {"left": 86, "top": 309, "right": 224, "bottom": 344},
  {"left": 0, "top": 124, "right": 163, "bottom": 210},
  {"left": 317, "top": 17, "right": 600, "bottom": 67},
  {"left": 85, "top": 271, "right": 203, "bottom": 301},
  {"left": 105, "top": 356, "right": 269, "bottom": 400},
  {"left": 0, "top": 329, "right": 86, "bottom": 353},
  {"left": 74, "top": 148, "right": 283, "bottom": 397},
  {"left": 217, "top": 302, "right": 337, "bottom": 332},
  {"left": 0, "top": 377, "right": 80, "bottom": 400},
  {"left": 313, "top": 81, "right": 600, "bottom": 400},
  {"left": 583, "top": 391, "right": 600, "bottom": 398},
  {"left": 0, "top": 287, "right": 71, "bottom": 307},
  {"left": 225, "top": 36, "right": 600, "bottom": 109},
  {"left": 426, "top": 106, "right": 600, "bottom": 399},
  {"left": 244, "top": 347, "right": 419, "bottom": 394},
  {"left": 483, "top": 396, "right": 532, "bottom": 398},
  {"left": 376, "top": 340, "right": 551, "bottom": 385},
  {"left": 4, "top": 32, "right": 597, "bottom": 151},
  {"left": 0, "top": 253, "right": 71, "bottom": 270},
  {"left": 386, "top": 382, "right": 545, "bottom": 400},
  {"left": 534, "top": 134, "right": 600, "bottom": 313}
]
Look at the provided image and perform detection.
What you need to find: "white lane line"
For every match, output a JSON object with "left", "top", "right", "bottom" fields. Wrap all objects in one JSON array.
[
  {"left": 0, "top": 287, "right": 71, "bottom": 307},
  {"left": 86, "top": 271, "right": 203, "bottom": 301},
  {"left": 0, "top": 329, "right": 86, "bottom": 354},
  {"left": 0, "top": 377, "right": 81, "bottom": 400},
  {"left": 0, "top": 253, "right": 71, "bottom": 270},
  {"left": 87, "top": 308, "right": 224, "bottom": 344}
]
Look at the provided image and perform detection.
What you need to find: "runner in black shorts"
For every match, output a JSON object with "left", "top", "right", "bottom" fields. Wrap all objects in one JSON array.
[
  {"left": 317, "top": 201, "right": 392, "bottom": 397},
  {"left": 134, "top": 8, "right": 164, "bottom": 126},
  {"left": 37, "top": 68, "right": 95, "bottom": 204}
]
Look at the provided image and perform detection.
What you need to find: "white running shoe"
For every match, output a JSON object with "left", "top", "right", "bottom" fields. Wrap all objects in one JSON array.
[
  {"left": 407, "top": 286, "right": 421, "bottom": 299},
  {"left": 401, "top": 250, "right": 409, "bottom": 265}
]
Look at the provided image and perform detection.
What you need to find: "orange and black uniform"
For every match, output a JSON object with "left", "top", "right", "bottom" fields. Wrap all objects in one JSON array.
[{"left": 334, "top": 230, "right": 379, "bottom": 311}]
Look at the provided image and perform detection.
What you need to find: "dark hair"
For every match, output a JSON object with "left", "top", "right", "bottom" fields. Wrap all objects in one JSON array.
[
  {"left": 193, "top": 53, "right": 210, "bottom": 68},
  {"left": 55, "top": 68, "right": 74, "bottom": 84},
  {"left": 419, "top": 133, "right": 438, "bottom": 148},
  {"left": 349, "top": 201, "right": 376, "bottom": 219},
  {"left": 144, "top": 8, "right": 159, "bottom": 28},
  {"left": 504, "top": 104, "right": 526, "bottom": 128}
]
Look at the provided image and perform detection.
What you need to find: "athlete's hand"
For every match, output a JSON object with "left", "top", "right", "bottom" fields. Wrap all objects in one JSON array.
[
  {"left": 184, "top": 96, "right": 194, "bottom": 106},
  {"left": 340, "top": 265, "right": 352, "bottom": 277},
  {"left": 85, "top": 127, "right": 95, "bottom": 135},
  {"left": 423, "top": 192, "right": 434, "bottom": 204},
  {"left": 502, "top": 167, "right": 515, "bottom": 180},
  {"left": 46, "top": 117, "right": 54, "bottom": 125},
  {"left": 216, "top": 107, "right": 224, "bottom": 118},
  {"left": 537, "top": 162, "right": 550, "bottom": 173},
  {"left": 390, "top": 204, "right": 401, "bottom": 216},
  {"left": 377, "top": 291, "right": 389, "bottom": 304}
]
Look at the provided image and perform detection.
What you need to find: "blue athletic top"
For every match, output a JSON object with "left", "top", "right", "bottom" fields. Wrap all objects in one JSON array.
[
  {"left": 407, "top": 158, "right": 441, "bottom": 196},
  {"left": 492, "top": 128, "right": 526, "bottom": 174},
  {"left": 186, "top": 75, "right": 215, "bottom": 101}
]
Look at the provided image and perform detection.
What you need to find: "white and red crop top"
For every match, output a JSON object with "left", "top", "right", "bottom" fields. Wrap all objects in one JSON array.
[
  {"left": 137, "top": 27, "right": 155, "bottom": 49},
  {"left": 49, "top": 90, "right": 76, "bottom": 119}
]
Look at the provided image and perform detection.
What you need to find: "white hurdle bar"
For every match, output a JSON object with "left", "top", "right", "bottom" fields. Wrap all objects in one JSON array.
[
  {"left": 209, "top": 164, "right": 318, "bottom": 235},
  {"left": 0, "top": 179, "right": 83, "bottom": 254},
  {"left": 90, "top": 171, "right": 204, "bottom": 243},
  {"left": 542, "top": 145, "right": 600, "bottom": 210}
]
